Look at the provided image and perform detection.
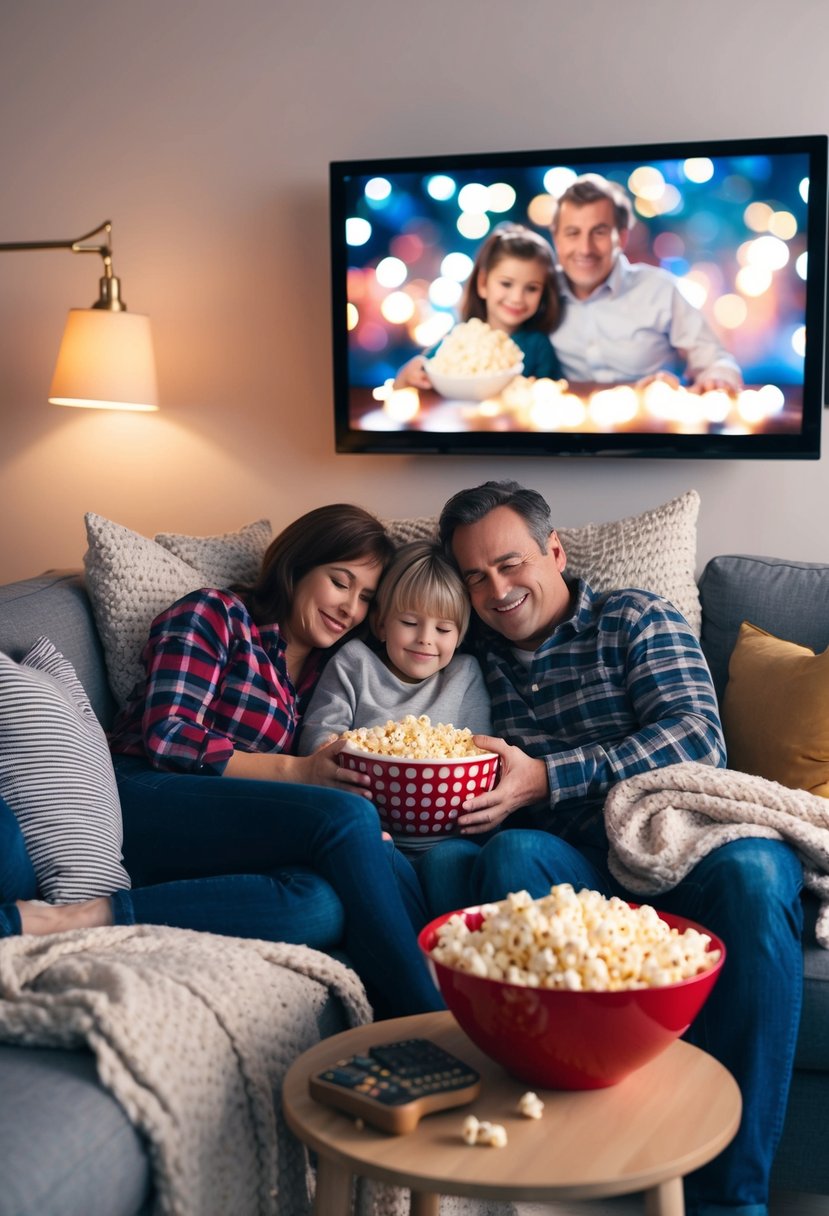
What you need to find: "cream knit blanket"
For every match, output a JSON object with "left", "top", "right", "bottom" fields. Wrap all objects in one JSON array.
[
  {"left": 0, "top": 924, "right": 372, "bottom": 1216},
  {"left": 604, "top": 761, "right": 829, "bottom": 948}
]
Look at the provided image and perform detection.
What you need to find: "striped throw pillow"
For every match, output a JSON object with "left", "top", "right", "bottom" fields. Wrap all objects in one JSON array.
[{"left": 0, "top": 639, "right": 131, "bottom": 902}]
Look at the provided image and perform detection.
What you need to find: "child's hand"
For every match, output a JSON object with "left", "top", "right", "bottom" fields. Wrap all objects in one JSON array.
[{"left": 394, "top": 355, "right": 433, "bottom": 390}]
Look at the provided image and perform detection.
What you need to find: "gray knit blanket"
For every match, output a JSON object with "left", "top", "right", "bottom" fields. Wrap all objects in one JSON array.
[
  {"left": 0, "top": 925, "right": 372, "bottom": 1216},
  {"left": 605, "top": 761, "right": 829, "bottom": 948}
]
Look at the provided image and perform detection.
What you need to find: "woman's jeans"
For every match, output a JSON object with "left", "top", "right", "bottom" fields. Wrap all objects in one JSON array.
[
  {"left": 112, "top": 756, "right": 443, "bottom": 1020},
  {"left": 0, "top": 794, "right": 37, "bottom": 934},
  {"left": 418, "top": 830, "right": 804, "bottom": 1216}
]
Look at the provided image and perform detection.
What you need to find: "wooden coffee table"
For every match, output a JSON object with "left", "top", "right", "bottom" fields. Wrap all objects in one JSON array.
[{"left": 283, "top": 1010, "right": 741, "bottom": 1216}]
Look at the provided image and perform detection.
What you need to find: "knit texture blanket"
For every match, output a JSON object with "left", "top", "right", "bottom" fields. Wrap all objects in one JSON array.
[
  {"left": 604, "top": 761, "right": 829, "bottom": 948},
  {"left": 0, "top": 924, "right": 372, "bottom": 1216}
]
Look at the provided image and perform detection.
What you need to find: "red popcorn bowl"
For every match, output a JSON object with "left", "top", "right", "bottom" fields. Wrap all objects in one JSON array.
[
  {"left": 337, "top": 747, "right": 500, "bottom": 838},
  {"left": 418, "top": 904, "right": 725, "bottom": 1090}
]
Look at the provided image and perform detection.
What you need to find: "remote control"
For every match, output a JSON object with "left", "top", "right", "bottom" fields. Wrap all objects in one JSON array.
[{"left": 309, "top": 1037, "right": 482, "bottom": 1134}]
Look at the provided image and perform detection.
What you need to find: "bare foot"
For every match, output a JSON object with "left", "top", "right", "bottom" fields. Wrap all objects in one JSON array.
[{"left": 16, "top": 897, "right": 114, "bottom": 935}]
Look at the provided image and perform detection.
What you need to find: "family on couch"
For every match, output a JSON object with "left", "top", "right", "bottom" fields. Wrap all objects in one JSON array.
[{"left": 0, "top": 479, "right": 807, "bottom": 1216}]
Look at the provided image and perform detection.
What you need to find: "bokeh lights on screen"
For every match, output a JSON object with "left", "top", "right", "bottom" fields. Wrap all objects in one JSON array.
[{"left": 341, "top": 151, "right": 813, "bottom": 436}]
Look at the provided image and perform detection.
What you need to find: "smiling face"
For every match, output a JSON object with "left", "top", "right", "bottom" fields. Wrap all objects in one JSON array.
[
  {"left": 553, "top": 197, "right": 626, "bottom": 300},
  {"left": 450, "top": 506, "right": 570, "bottom": 650},
  {"left": 376, "top": 609, "right": 461, "bottom": 682},
  {"left": 286, "top": 558, "right": 382, "bottom": 652},
  {"left": 476, "top": 255, "right": 547, "bottom": 334}
]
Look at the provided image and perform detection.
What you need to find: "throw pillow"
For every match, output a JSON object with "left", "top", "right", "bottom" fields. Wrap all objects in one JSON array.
[
  {"left": 722, "top": 621, "right": 829, "bottom": 797},
  {"left": 387, "top": 489, "right": 701, "bottom": 635},
  {"left": 558, "top": 489, "right": 701, "bottom": 635},
  {"left": 83, "top": 513, "right": 273, "bottom": 707},
  {"left": 0, "top": 638, "right": 131, "bottom": 902},
  {"left": 155, "top": 518, "right": 271, "bottom": 585}
]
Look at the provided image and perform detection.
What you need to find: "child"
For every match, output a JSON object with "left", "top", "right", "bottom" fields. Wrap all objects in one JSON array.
[
  {"left": 298, "top": 541, "right": 492, "bottom": 853},
  {"left": 395, "top": 223, "right": 563, "bottom": 389}
]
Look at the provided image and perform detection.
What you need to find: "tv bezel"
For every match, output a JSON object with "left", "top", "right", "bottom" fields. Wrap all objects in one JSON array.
[{"left": 330, "top": 133, "right": 827, "bottom": 459}]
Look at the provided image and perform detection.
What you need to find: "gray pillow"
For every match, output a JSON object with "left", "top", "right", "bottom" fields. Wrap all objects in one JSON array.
[{"left": 0, "top": 638, "right": 130, "bottom": 902}]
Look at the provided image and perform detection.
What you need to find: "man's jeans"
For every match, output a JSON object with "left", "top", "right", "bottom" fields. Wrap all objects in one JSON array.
[{"left": 418, "top": 829, "right": 803, "bottom": 1216}]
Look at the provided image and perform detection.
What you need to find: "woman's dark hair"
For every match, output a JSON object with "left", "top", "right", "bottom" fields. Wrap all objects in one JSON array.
[
  {"left": 438, "top": 480, "right": 554, "bottom": 557},
  {"left": 461, "top": 223, "right": 561, "bottom": 333},
  {"left": 235, "top": 504, "right": 395, "bottom": 625}
]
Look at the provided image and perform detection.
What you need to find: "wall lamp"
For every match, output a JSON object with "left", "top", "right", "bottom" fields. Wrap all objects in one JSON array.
[{"left": 0, "top": 220, "right": 159, "bottom": 412}]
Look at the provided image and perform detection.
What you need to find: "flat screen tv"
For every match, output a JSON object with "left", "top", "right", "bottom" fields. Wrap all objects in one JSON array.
[{"left": 330, "top": 133, "right": 827, "bottom": 458}]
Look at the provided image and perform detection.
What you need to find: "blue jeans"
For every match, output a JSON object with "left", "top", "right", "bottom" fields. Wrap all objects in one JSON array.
[
  {"left": 113, "top": 756, "right": 443, "bottom": 1020},
  {"left": 0, "top": 794, "right": 37, "bottom": 934},
  {"left": 417, "top": 829, "right": 804, "bottom": 1216}
]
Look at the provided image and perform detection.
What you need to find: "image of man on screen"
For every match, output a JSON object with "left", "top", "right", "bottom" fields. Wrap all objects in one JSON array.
[{"left": 549, "top": 174, "right": 743, "bottom": 394}]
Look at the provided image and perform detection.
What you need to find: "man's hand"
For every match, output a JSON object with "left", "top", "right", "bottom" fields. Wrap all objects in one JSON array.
[
  {"left": 457, "top": 736, "right": 549, "bottom": 834},
  {"left": 635, "top": 370, "right": 681, "bottom": 392},
  {"left": 688, "top": 375, "right": 741, "bottom": 395}
]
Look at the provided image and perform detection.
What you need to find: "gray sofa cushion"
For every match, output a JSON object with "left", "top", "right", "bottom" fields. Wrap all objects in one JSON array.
[
  {"left": 0, "top": 571, "right": 116, "bottom": 728},
  {"left": 0, "top": 1045, "right": 151, "bottom": 1216},
  {"left": 699, "top": 554, "right": 829, "bottom": 704},
  {"left": 698, "top": 555, "right": 829, "bottom": 1079}
]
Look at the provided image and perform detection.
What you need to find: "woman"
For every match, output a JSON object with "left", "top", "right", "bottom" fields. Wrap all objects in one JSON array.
[{"left": 9, "top": 504, "right": 444, "bottom": 1020}]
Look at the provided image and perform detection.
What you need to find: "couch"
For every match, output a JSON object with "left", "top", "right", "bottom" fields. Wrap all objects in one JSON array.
[{"left": 0, "top": 508, "right": 827, "bottom": 1212}]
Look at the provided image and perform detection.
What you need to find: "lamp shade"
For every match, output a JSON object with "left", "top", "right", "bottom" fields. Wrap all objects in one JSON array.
[{"left": 48, "top": 308, "right": 159, "bottom": 411}]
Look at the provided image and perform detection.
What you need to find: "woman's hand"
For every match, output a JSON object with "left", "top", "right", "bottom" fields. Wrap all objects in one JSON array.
[
  {"left": 223, "top": 738, "right": 373, "bottom": 795},
  {"left": 456, "top": 735, "right": 549, "bottom": 835}
]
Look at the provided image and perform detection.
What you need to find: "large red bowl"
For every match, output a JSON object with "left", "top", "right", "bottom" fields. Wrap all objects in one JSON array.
[{"left": 418, "top": 904, "right": 725, "bottom": 1090}]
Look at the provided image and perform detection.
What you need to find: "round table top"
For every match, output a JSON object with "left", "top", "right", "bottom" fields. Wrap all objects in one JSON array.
[{"left": 282, "top": 1010, "right": 742, "bottom": 1203}]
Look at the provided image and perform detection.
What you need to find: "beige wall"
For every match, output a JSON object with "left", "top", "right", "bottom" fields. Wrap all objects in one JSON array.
[{"left": 1, "top": 0, "right": 827, "bottom": 583}]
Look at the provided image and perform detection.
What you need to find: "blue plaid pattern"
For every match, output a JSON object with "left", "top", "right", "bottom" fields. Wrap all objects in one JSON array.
[{"left": 476, "top": 580, "right": 726, "bottom": 847}]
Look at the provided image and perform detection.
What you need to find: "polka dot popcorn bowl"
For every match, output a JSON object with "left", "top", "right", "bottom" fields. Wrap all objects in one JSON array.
[{"left": 337, "top": 747, "right": 500, "bottom": 839}]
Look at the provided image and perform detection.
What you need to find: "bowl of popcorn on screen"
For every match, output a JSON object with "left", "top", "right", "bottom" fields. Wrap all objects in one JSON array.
[
  {"left": 337, "top": 714, "right": 499, "bottom": 838},
  {"left": 419, "top": 885, "right": 725, "bottom": 1090},
  {"left": 424, "top": 319, "right": 524, "bottom": 401}
]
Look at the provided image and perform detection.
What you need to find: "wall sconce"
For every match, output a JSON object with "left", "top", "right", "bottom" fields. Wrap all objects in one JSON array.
[{"left": 0, "top": 220, "right": 159, "bottom": 412}]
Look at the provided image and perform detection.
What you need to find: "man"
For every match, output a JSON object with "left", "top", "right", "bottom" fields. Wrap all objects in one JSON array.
[
  {"left": 418, "top": 479, "right": 803, "bottom": 1216},
  {"left": 549, "top": 173, "right": 743, "bottom": 393}
]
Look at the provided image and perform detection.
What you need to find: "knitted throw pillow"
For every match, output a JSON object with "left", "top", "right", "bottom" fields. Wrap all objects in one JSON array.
[
  {"left": 557, "top": 489, "right": 702, "bottom": 636},
  {"left": 386, "top": 489, "right": 701, "bottom": 635},
  {"left": 83, "top": 513, "right": 272, "bottom": 707},
  {"left": 0, "top": 638, "right": 131, "bottom": 901}
]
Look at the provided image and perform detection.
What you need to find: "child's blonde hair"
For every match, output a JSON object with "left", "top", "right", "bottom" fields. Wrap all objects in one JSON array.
[{"left": 373, "top": 540, "right": 470, "bottom": 640}]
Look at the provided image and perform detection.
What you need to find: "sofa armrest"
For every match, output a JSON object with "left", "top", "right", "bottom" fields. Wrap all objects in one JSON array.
[{"left": 0, "top": 570, "right": 117, "bottom": 728}]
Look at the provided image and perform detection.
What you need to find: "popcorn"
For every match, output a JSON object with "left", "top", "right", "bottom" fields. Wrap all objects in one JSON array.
[
  {"left": 462, "top": 1114, "right": 508, "bottom": 1147},
  {"left": 517, "top": 1091, "right": 544, "bottom": 1119},
  {"left": 430, "top": 884, "right": 722, "bottom": 992},
  {"left": 429, "top": 319, "right": 522, "bottom": 377},
  {"left": 341, "top": 714, "right": 485, "bottom": 760}
]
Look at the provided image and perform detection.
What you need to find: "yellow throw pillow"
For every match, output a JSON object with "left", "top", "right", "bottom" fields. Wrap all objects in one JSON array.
[{"left": 723, "top": 621, "right": 829, "bottom": 798}]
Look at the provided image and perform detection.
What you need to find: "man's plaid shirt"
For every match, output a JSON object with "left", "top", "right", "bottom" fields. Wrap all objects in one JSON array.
[{"left": 475, "top": 579, "right": 726, "bottom": 848}]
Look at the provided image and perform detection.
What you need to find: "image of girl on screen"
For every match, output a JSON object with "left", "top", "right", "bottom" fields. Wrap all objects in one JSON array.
[{"left": 393, "top": 223, "right": 563, "bottom": 389}]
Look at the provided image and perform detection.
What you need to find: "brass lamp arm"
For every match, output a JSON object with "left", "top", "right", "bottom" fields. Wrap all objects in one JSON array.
[{"left": 0, "top": 220, "right": 124, "bottom": 309}]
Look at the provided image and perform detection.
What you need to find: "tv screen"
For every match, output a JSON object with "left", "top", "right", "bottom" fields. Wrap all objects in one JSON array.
[{"left": 330, "top": 133, "right": 827, "bottom": 458}]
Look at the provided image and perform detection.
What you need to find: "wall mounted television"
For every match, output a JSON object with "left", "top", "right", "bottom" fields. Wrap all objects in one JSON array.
[{"left": 330, "top": 133, "right": 827, "bottom": 458}]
